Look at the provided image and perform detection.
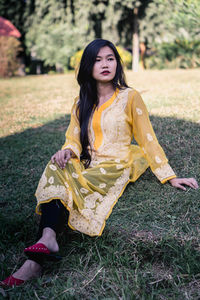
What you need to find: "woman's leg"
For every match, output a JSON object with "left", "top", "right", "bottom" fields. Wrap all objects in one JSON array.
[{"left": 2, "top": 200, "right": 68, "bottom": 284}]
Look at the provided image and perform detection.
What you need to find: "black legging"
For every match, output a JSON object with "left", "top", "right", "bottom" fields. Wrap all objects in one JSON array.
[{"left": 37, "top": 199, "right": 69, "bottom": 239}]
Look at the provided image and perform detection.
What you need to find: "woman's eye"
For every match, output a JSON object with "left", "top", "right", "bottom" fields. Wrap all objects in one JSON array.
[
  {"left": 108, "top": 58, "right": 114, "bottom": 61},
  {"left": 95, "top": 59, "right": 101, "bottom": 62}
]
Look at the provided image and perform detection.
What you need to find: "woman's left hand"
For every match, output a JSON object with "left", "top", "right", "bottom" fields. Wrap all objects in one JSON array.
[{"left": 169, "top": 177, "right": 199, "bottom": 191}]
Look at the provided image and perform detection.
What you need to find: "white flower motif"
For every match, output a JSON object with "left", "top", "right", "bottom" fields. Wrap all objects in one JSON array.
[
  {"left": 49, "top": 164, "right": 57, "bottom": 171},
  {"left": 84, "top": 192, "right": 102, "bottom": 209},
  {"left": 81, "top": 208, "right": 94, "bottom": 219},
  {"left": 142, "top": 147, "right": 147, "bottom": 154},
  {"left": 100, "top": 167, "right": 107, "bottom": 174},
  {"left": 115, "top": 159, "right": 120, "bottom": 163},
  {"left": 136, "top": 107, "right": 143, "bottom": 115},
  {"left": 68, "top": 160, "right": 72, "bottom": 164},
  {"left": 72, "top": 172, "right": 79, "bottom": 179},
  {"left": 82, "top": 171, "right": 87, "bottom": 175},
  {"left": 75, "top": 188, "right": 79, "bottom": 195},
  {"left": 99, "top": 183, "right": 106, "bottom": 189},
  {"left": 64, "top": 181, "right": 69, "bottom": 188},
  {"left": 74, "top": 126, "right": 79, "bottom": 134},
  {"left": 116, "top": 164, "right": 123, "bottom": 169},
  {"left": 80, "top": 187, "right": 89, "bottom": 194},
  {"left": 155, "top": 156, "right": 162, "bottom": 164},
  {"left": 48, "top": 176, "right": 54, "bottom": 184},
  {"left": 147, "top": 133, "right": 153, "bottom": 141}
]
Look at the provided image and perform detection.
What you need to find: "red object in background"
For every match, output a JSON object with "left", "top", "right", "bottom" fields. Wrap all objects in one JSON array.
[{"left": 0, "top": 16, "right": 21, "bottom": 38}]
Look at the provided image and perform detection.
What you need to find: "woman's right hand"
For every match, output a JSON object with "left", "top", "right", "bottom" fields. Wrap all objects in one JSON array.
[{"left": 51, "top": 149, "right": 72, "bottom": 169}]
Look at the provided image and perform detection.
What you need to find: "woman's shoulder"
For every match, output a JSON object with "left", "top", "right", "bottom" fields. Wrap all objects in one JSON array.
[
  {"left": 119, "top": 87, "right": 140, "bottom": 97},
  {"left": 118, "top": 87, "right": 142, "bottom": 102}
]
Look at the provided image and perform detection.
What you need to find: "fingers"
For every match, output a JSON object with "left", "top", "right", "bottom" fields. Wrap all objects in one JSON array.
[
  {"left": 51, "top": 154, "right": 56, "bottom": 163},
  {"left": 176, "top": 183, "right": 186, "bottom": 191},
  {"left": 51, "top": 150, "right": 71, "bottom": 169},
  {"left": 170, "top": 177, "right": 199, "bottom": 191},
  {"left": 188, "top": 178, "right": 199, "bottom": 189},
  {"left": 180, "top": 178, "right": 198, "bottom": 189}
]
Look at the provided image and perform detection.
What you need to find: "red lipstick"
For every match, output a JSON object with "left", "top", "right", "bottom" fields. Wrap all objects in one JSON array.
[{"left": 101, "top": 71, "right": 110, "bottom": 75}]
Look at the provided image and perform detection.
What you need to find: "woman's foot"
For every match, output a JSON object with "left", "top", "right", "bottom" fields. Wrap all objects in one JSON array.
[
  {"left": 11, "top": 260, "right": 41, "bottom": 281},
  {"left": 36, "top": 227, "right": 59, "bottom": 253},
  {"left": 1, "top": 260, "right": 41, "bottom": 286}
]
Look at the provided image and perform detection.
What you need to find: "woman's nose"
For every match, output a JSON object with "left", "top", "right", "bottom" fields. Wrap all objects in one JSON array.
[{"left": 102, "top": 59, "right": 108, "bottom": 68}]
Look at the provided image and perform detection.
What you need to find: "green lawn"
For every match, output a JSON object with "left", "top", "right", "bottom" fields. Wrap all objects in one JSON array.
[{"left": 0, "top": 70, "right": 200, "bottom": 299}]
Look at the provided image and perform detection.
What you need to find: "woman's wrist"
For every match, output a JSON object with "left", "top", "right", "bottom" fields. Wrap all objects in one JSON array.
[{"left": 64, "top": 148, "right": 74, "bottom": 157}]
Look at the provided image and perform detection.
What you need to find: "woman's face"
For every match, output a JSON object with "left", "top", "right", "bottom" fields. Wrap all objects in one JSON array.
[{"left": 92, "top": 46, "right": 117, "bottom": 83}]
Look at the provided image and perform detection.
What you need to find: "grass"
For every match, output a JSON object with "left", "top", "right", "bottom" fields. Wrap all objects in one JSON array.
[{"left": 0, "top": 69, "right": 200, "bottom": 299}]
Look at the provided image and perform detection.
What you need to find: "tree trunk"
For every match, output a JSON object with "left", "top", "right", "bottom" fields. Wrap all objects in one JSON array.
[{"left": 132, "top": 7, "right": 139, "bottom": 72}]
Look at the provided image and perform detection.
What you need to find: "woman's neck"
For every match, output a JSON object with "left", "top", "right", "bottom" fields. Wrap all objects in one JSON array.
[{"left": 96, "top": 82, "right": 115, "bottom": 100}]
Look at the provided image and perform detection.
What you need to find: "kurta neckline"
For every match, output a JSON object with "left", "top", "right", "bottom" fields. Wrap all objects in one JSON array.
[
  {"left": 95, "top": 88, "right": 119, "bottom": 113},
  {"left": 92, "top": 88, "right": 119, "bottom": 150}
]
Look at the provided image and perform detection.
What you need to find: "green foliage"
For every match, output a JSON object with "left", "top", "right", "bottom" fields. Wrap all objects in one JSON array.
[
  {"left": 69, "top": 46, "right": 132, "bottom": 70},
  {"left": 0, "top": 36, "right": 22, "bottom": 77},
  {"left": 146, "top": 40, "right": 200, "bottom": 69},
  {"left": 140, "top": 0, "right": 200, "bottom": 69},
  {"left": 1, "top": 0, "right": 200, "bottom": 70}
]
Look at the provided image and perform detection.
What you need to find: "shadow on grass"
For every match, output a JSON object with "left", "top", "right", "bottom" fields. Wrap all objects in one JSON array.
[{"left": 0, "top": 114, "right": 199, "bottom": 287}]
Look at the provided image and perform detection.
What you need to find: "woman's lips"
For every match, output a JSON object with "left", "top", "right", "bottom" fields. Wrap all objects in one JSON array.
[{"left": 101, "top": 71, "right": 110, "bottom": 75}]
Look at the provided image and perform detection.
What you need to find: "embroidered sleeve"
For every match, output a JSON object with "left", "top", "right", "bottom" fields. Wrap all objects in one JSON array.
[
  {"left": 61, "top": 97, "right": 82, "bottom": 159},
  {"left": 130, "top": 90, "right": 176, "bottom": 183}
]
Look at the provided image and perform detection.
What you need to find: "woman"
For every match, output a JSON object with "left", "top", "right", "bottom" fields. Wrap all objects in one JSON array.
[{"left": 1, "top": 39, "right": 198, "bottom": 287}]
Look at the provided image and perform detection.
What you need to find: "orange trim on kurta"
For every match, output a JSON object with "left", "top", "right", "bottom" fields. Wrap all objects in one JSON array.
[
  {"left": 92, "top": 89, "right": 119, "bottom": 150},
  {"left": 161, "top": 175, "right": 177, "bottom": 184}
]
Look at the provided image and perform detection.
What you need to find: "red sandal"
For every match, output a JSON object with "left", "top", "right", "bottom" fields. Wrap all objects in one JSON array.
[
  {"left": 0, "top": 275, "right": 25, "bottom": 287},
  {"left": 24, "top": 242, "right": 62, "bottom": 262}
]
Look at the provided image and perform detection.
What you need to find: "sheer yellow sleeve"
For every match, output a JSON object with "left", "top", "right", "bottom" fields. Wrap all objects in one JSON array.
[
  {"left": 129, "top": 90, "right": 176, "bottom": 183},
  {"left": 61, "top": 97, "right": 82, "bottom": 159}
]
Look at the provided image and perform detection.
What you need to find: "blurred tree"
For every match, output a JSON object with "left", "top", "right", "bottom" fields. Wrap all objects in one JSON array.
[
  {"left": 102, "top": 0, "right": 151, "bottom": 71},
  {"left": 25, "top": 0, "right": 96, "bottom": 70},
  {"left": 140, "top": 0, "right": 200, "bottom": 46},
  {"left": 139, "top": 0, "right": 200, "bottom": 68}
]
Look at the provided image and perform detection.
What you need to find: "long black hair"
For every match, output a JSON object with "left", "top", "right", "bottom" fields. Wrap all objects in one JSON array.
[{"left": 77, "top": 39, "right": 129, "bottom": 167}]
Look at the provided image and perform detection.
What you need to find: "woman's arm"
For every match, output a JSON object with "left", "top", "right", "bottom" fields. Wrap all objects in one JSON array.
[
  {"left": 129, "top": 90, "right": 198, "bottom": 190},
  {"left": 51, "top": 97, "right": 82, "bottom": 169}
]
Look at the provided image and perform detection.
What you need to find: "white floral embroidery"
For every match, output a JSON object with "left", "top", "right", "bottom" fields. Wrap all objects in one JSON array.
[
  {"left": 99, "top": 183, "right": 106, "bottom": 188},
  {"left": 155, "top": 156, "right": 162, "bottom": 164},
  {"left": 142, "top": 147, "right": 147, "bottom": 154},
  {"left": 49, "top": 164, "right": 57, "bottom": 171},
  {"left": 64, "top": 181, "right": 69, "bottom": 188},
  {"left": 82, "top": 171, "right": 87, "bottom": 175},
  {"left": 100, "top": 167, "right": 106, "bottom": 174},
  {"left": 72, "top": 172, "right": 79, "bottom": 179},
  {"left": 115, "top": 158, "right": 120, "bottom": 163},
  {"left": 74, "top": 126, "right": 79, "bottom": 134},
  {"left": 80, "top": 188, "right": 89, "bottom": 194},
  {"left": 81, "top": 209, "right": 95, "bottom": 219},
  {"left": 154, "top": 164, "right": 176, "bottom": 182},
  {"left": 48, "top": 176, "right": 54, "bottom": 184},
  {"left": 68, "top": 160, "right": 72, "bottom": 164},
  {"left": 136, "top": 107, "right": 143, "bottom": 115},
  {"left": 147, "top": 133, "right": 153, "bottom": 141},
  {"left": 84, "top": 192, "right": 103, "bottom": 209},
  {"left": 116, "top": 164, "right": 123, "bottom": 169}
]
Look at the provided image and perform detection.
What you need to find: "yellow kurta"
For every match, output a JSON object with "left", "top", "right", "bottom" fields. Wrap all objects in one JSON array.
[{"left": 35, "top": 88, "right": 176, "bottom": 236}]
